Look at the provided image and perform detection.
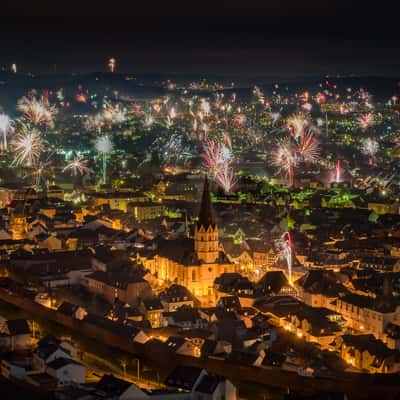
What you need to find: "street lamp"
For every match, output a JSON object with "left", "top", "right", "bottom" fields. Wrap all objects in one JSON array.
[{"left": 134, "top": 358, "right": 140, "bottom": 379}]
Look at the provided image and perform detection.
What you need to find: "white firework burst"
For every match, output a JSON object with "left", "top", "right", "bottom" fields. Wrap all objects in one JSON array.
[
  {"left": 95, "top": 136, "right": 113, "bottom": 154},
  {"left": 12, "top": 125, "right": 43, "bottom": 167},
  {"left": 63, "top": 157, "right": 90, "bottom": 176},
  {"left": 0, "top": 114, "right": 13, "bottom": 150}
]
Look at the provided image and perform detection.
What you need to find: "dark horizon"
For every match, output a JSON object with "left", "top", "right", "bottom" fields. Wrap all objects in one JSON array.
[{"left": 0, "top": 1, "right": 400, "bottom": 77}]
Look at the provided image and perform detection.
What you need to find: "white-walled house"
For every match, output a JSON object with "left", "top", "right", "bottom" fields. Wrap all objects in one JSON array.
[{"left": 46, "top": 357, "right": 86, "bottom": 386}]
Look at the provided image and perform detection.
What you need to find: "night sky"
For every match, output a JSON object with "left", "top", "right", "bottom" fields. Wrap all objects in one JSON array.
[{"left": 1, "top": 1, "right": 400, "bottom": 77}]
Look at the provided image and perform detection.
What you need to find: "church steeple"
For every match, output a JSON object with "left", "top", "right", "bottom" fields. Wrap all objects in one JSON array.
[
  {"left": 197, "top": 175, "right": 215, "bottom": 229},
  {"left": 194, "top": 175, "right": 219, "bottom": 264}
]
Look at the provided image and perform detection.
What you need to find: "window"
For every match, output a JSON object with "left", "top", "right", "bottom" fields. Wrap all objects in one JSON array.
[{"left": 192, "top": 270, "right": 196, "bottom": 282}]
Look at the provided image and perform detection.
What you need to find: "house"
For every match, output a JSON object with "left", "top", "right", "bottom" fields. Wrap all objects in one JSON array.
[
  {"left": 335, "top": 292, "right": 400, "bottom": 340},
  {"left": 214, "top": 274, "right": 257, "bottom": 306},
  {"left": 84, "top": 268, "right": 152, "bottom": 305},
  {"left": 209, "top": 317, "right": 247, "bottom": 348},
  {"left": 296, "top": 269, "right": 348, "bottom": 309},
  {"left": 38, "top": 233, "right": 63, "bottom": 251},
  {"left": 333, "top": 334, "right": 400, "bottom": 373},
  {"left": 46, "top": 357, "right": 86, "bottom": 386},
  {"left": 358, "top": 256, "right": 400, "bottom": 272},
  {"left": 165, "top": 365, "right": 206, "bottom": 392},
  {"left": 193, "top": 373, "right": 237, "bottom": 400},
  {"left": 1, "top": 352, "right": 32, "bottom": 380},
  {"left": 92, "top": 191, "right": 148, "bottom": 212},
  {"left": 221, "top": 238, "right": 253, "bottom": 272},
  {"left": 255, "top": 296, "right": 303, "bottom": 326},
  {"left": 163, "top": 305, "right": 207, "bottom": 330},
  {"left": 165, "top": 364, "right": 236, "bottom": 399},
  {"left": 262, "top": 351, "right": 286, "bottom": 367},
  {"left": 227, "top": 348, "right": 265, "bottom": 366},
  {"left": 217, "top": 296, "right": 242, "bottom": 312},
  {"left": 257, "top": 271, "right": 297, "bottom": 297},
  {"left": 106, "top": 302, "right": 144, "bottom": 323},
  {"left": 0, "top": 319, "right": 31, "bottom": 350},
  {"left": 287, "top": 305, "right": 344, "bottom": 348},
  {"left": 140, "top": 298, "right": 165, "bottom": 328},
  {"left": 128, "top": 201, "right": 165, "bottom": 221},
  {"left": 385, "top": 322, "right": 400, "bottom": 350},
  {"left": 94, "top": 373, "right": 191, "bottom": 399},
  {"left": 160, "top": 284, "right": 195, "bottom": 312},
  {"left": 246, "top": 240, "right": 277, "bottom": 268},
  {"left": 58, "top": 301, "right": 88, "bottom": 320},
  {"left": 33, "top": 335, "right": 76, "bottom": 372},
  {"left": 165, "top": 336, "right": 200, "bottom": 357}
]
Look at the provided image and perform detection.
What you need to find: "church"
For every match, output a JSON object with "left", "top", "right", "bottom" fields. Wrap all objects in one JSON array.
[{"left": 148, "top": 176, "right": 236, "bottom": 304}]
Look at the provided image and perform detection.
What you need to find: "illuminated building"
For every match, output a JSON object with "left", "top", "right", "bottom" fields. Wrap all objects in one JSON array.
[{"left": 149, "top": 176, "right": 235, "bottom": 304}]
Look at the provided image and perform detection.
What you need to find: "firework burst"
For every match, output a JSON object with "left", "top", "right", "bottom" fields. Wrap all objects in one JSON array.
[
  {"left": 202, "top": 139, "right": 237, "bottom": 193},
  {"left": 357, "top": 113, "right": 374, "bottom": 129},
  {"left": 12, "top": 125, "right": 43, "bottom": 167},
  {"left": 17, "top": 95, "right": 57, "bottom": 128},
  {"left": 361, "top": 138, "right": 379, "bottom": 157},
  {"left": 102, "top": 101, "right": 127, "bottom": 124},
  {"left": 361, "top": 138, "right": 379, "bottom": 164},
  {"left": 63, "top": 157, "right": 90, "bottom": 176},
  {"left": 95, "top": 136, "right": 113, "bottom": 154},
  {"left": 272, "top": 123, "right": 319, "bottom": 186},
  {"left": 297, "top": 129, "right": 319, "bottom": 163},
  {"left": 272, "top": 137, "right": 297, "bottom": 186}
]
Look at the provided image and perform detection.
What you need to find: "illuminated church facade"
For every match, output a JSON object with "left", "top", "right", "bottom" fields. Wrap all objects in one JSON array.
[{"left": 146, "top": 176, "right": 235, "bottom": 304}]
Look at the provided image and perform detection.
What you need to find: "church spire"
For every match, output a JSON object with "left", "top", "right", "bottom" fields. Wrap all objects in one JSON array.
[{"left": 197, "top": 175, "right": 215, "bottom": 229}]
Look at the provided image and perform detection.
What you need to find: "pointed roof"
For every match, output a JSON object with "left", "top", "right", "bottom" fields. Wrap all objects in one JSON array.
[{"left": 197, "top": 175, "right": 216, "bottom": 228}]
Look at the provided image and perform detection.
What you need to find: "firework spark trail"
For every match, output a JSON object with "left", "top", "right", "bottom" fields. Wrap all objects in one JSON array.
[
  {"left": 297, "top": 129, "right": 319, "bottom": 164},
  {"left": 335, "top": 160, "right": 341, "bottom": 183},
  {"left": 17, "top": 95, "right": 57, "bottom": 128},
  {"left": 272, "top": 137, "right": 297, "bottom": 186},
  {"left": 63, "top": 157, "right": 90, "bottom": 176},
  {"left": 357, "top": 113, "right": 374, "bottom": 129},
  {"left": 276, "top": 231, "right": 293, "bottom": 285},
  {"left": 95, "top": 136, "right": 113, "bottom": 184},
  {"left": 272, "top": 119, "right": 320, "bottom": 186},
  {"left": 202, "top": 139, "right": 236, "bottom": 193},
  {"left": 31, "top": 157, "right": 53, "bottom": 187},
  {"left": 0, "top": 114, "right": 13, "bottom": 151},
  {"left": 12, "top": 125, "right": 43, "bottom": 167},
  {"left": 215, "top": 167, "right": 237, "bottom": 193}
]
